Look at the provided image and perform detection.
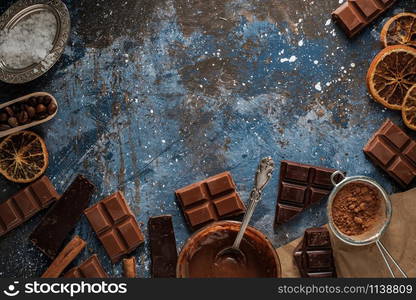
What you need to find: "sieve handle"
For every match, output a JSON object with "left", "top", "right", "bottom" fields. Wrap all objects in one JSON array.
[
  {"left": 376, "top": 240, "right": 407, "bottom": 278},
  {"left": 330, "top": 170, "right": 345, "bottom": 186}
]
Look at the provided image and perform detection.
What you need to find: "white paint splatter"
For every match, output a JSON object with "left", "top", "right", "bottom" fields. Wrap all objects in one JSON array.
[
  {"left": 298, "top": 40, "right": 304, "bottom": 47},
  {"left": 313, "top": 60, "right": 318, "bottom": 65},
  {"left": 350, "top": 62, "right": 356, "bottom": 68},
  {"left": 288, "top": 55, "right": 297, "bottom": 62},
  {"left": 325, "top": 19, "right": 331, "bottom": 26},
  {"left": 314, "top": 82, "right": 322, "bottom": 91}
]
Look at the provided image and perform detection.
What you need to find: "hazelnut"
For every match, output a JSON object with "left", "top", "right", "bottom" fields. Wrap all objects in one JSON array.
[
  {"left": 8, "top": 117, "right": 19, "bottom": 127},
  {"left": 354, "top": 217, "right": 363, "bottom": 224},
  {"left": 4, "top": 106, "right": 14, "bottom": 117},
  {"left": 17, "top": 111, "right": 28, "bottom": 124},
  {"left": 359, "top": 202, "right": 366, "bottom": 210},
  {"left": 48, "top": 103, "right": 57, "bottom": 115},
  {"left": 25, "top": 105, "right": 36, "bottom": 118},
  {"left": 36, "top": 104, "right": 47, "bottom": 113}
]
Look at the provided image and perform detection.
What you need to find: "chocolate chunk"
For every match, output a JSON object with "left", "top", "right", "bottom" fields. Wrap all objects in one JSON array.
[
  {"left": 30, "top": 175, "right": 95, "bottom": 258},
  {"left": 63, "top": 255, "right": 108, "bottom": 278},
  {"left": 364, "top": 119, "right": 416, "bottom": 187},
  {"left": 332, "top": 0, "right": 397, "bottom": 38},
  {"left": 0, "top": 176, "right": 59, "bottom": 237},
  {"left": 175, "top": 172, "right": 245, "bottom": 231},
  {"left": 275, "top": 161, "right": 344, "bottom": 225},
  {"left": 148, "top": 215, "right": 178, "bottom": 278},
  {"left": 84, "top": 191, "right": 144, "bottom": 263},
  {"left": 294, "top": 227, "right": 337, "bottom": 278}
]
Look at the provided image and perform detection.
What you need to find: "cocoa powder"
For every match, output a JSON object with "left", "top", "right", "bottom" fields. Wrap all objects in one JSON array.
[{"left": 332, "top": 182, "right": 382, "bottom": 236}]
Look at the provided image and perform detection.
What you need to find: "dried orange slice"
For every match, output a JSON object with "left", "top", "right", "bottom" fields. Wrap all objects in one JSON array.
[
  {"left": 366, "top": 45, "right": 416, "bottom": 110},
  {"left": 381, "top": 13, "right": 416, "bottom": 48},
  {"left": 0, "top": 131, "right": 48, "bottom": 183},
  {"left": 402, "top": 84, "right": 416, "bottom": 130}
]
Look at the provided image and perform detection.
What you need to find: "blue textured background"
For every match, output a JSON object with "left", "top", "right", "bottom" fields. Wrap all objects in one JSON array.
[{"left": 0, "top": 0, "right": 415, "bottom": 278}]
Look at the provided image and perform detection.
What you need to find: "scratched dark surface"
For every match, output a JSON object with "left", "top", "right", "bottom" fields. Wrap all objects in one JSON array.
[{"left": 0, "top": 0, "right": 415, "bottom": 278}]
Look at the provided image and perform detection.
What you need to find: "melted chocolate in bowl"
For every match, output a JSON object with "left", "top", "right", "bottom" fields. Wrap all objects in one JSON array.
[{"left": 177, "top": 221, "right": 281, "bottom": 278}]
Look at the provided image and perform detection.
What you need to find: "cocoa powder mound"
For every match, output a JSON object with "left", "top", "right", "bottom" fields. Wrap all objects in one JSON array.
[{"left": 332, "top": 182, "right": 382, "bottom": 236}]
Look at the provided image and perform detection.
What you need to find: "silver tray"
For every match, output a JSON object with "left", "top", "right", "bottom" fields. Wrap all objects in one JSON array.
[{"left": 0, "top": 0, "right": 70, "bottom": 84}]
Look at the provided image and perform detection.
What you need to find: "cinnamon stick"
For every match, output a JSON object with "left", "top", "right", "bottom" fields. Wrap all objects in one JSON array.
[
  {"left": 41, "top": 235, "right": 86, "bottom": 278},
  {"left": 123, "top": 257, "right": 137, "bottom": 278}
]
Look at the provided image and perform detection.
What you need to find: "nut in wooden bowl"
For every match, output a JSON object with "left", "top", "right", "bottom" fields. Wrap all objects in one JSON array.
[{"left": 0, "top": 92, "right": 58, "bottom": 138}]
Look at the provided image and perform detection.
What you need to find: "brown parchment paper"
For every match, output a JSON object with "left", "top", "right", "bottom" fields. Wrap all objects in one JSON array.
[{"left": 276, "top": 188, "right": 416, "bottom": 278}]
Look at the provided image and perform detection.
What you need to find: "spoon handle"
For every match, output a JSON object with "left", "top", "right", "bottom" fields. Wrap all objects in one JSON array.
[{"left": 233, "top": 157, "right": 275, "bottom": 249}]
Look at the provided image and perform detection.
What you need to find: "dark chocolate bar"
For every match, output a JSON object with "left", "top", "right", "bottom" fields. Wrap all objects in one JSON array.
[
  {"left": 0, "top": 176, "right": 59, "bottom": 237},
  {"left": 332, "top": 0, "right": 397, "bottom": 38},
  {"left": 275, "top": 161, "right": 343, "bottom": 225},
  {"left": 175, "top": 172, "right": 245, "bottom": 231},
  {"left": 148, "top": 215, "right": 178, "bottom": 278},
  {"left": 294, "top": 227, "right": 337, "bottom": 278},
  {"left": 63, "top": 254, "right": 108, "bottom": 278},
  {"left": 30, "top": 175, "right": 95, "bottom": 258},
  {"left": 84, "top": 191, "right": 144, "bottom": 263},
  {"left": 364, "top": 119, "right": 416, "bottom": 187}
]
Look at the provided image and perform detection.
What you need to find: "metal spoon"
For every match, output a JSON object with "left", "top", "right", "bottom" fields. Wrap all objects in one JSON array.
[{"left": 215, "top": 157, "right": 275, "bottom": 264}]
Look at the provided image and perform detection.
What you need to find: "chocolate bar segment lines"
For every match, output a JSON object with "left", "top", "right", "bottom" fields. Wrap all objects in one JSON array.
[
  {"left": 63, "top": 255, "right": 108, "bottom": 278},
  {"left": 84, "top": 191, "right": 144, "bottom": 263},
  {"left": 294, "top": 227, "right": 337, "bottom": 278},
  {"left": 175, "top": 172, "right": 245, "bottom": 231},
  {"left": 332, "top": 0, "right": 397, "bottom": 38},
  {"left": 275, "top": 161, "right": 342, "bottom": 225},
  {"left": 0, "top": 176, "right": 59, "bottom": 237},
  {"left": 364, "top": 119, "right": 416, "bottom": 187}
]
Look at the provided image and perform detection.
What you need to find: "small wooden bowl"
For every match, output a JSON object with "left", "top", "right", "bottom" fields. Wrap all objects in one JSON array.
[{"left": 0, "top": 92, "right": 58, "bottom": 138}]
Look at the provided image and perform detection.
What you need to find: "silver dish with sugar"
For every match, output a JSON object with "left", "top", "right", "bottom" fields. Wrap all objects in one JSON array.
[{"left": 0, "top": 0, "right": 70, "bottom": 84}]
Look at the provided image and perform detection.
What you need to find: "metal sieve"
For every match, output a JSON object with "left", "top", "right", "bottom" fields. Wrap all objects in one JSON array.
[{"left": 327, "top": 171, "right": 407, "bottom": 278}]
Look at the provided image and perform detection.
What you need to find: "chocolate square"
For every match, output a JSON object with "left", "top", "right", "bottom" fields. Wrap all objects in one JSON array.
[
  {"left": 294, "top": 227, "right": 337, "bottom": 278},
  {"left": 364, "top": 119, "right": 416, "bottom": 187},
  {"left": 332, "top": 0, "right": 397, "bottom": 38},
  {"left": 275, "top": 161, "right": 343, "bottom": 225},
  {"left": 351, "top": 0, "right": 381, "bottom": 18},
  {"left": 84, "top": 191, "right": 144, "bottom": 263},
  {"left": 175, "top": 172, "right": 245, "bottom": 231},
  {"left": 0, "top": 176, "right": 58, "bottom": 238}
]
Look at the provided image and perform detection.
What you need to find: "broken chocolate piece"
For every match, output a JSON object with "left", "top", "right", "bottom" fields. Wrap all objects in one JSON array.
[
  {"left": 175, "top": 172, "right": 245, "bottom": 231},
  {"left": 275, "top": 161, "right": 344, "bottom": 225},
  {"left": 30, "top": 175, "right": 95, "bottom": 258},
  {"left": 84, "top": 191, "right": 144, "bottom": 263},
  {"left": 363, "top": 119, "right": 416, "bottom": 187},
  {"left": 148, "top": 215, "right": 178, "bottom": 278},
  {"left": 294, "top": 227, "right": 337, "bottom": 278},
  {"left": 0, "top": 176, "right": 59, "bottom": 237},
  {"left": 332, "top": 0, "right": 397, "bottom": 38}
]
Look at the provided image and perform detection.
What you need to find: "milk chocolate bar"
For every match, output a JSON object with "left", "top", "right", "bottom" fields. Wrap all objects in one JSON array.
[
  {"left": 0, "top": 176, "right": 59, "bottom": 237},
  {"left": 364, "top": 119, "right": 416, "bottom": 187},
  {"left": 63, "top": 254, "right": 108, "bottom": 278},
  {"left": 175, "top": 172, "right": 245, "bottom": 231},
  {"left": 30, "top": 175, "right": 95, "bottom": 258},
  {"left": 294, "top": 227, "right": 337, "bottom": 278},
  {"left": 275, "top": 161, "right": 343, "bottom": 225},
  {"left": 148, "top": 215, "right": 178, "bottom": 278},
  {"left": 332, "top": 0, "right": 397, "bottom": 38},
  {"left": 84, "top": 191, "right": 144, "bottom": 263}
]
